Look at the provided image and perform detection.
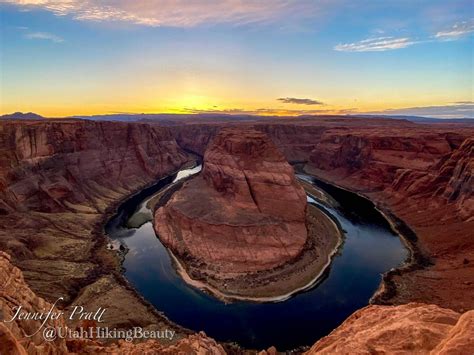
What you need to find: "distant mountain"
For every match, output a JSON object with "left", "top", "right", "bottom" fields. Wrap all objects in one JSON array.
[
  {"left": 70, "top": 113, "right": 280, "bottom": 124},
  {"left": 1, "top": 112, "right": 44, "bottom": 120},
  {"left": 350, "top": 114, "right": 474, "bottom": 124},
  {"left": 70, "top": 112, "right": 474, "bottom": 124}
]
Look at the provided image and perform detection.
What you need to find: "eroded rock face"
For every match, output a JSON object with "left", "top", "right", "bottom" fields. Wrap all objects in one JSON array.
[
  {"left": 306, "top": 303, "right": 474, "bottom": 355},
  {"left": 155, "top": 128, "right": 307, "bottom": 276},
  {"left": 0, "top": 120, "right": 187, "bottom": 214}
]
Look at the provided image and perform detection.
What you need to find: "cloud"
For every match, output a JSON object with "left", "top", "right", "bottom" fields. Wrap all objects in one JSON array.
[
  {"left": 277, "top": 97, "right": 324, "bottom": 105},
  {"left": 24, "top": 31, "right": 64, "bottom": 43},
  {"left": 368, "top": 103, "right": 474, "bottom": 119},
  {"left": 334, "top": 36, "right": 416, "bottom": 52},
  {"left": 435, "top": 20, "right": 474, "bottom": 40},
  {"left": 336, "top": 19, "right": 473, "bottom": 53},
  {"left": 2, "top": 0, "right": 335, "bottom": 28}
]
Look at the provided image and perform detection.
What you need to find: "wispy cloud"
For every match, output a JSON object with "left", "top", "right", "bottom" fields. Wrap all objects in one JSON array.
[
  {"left": 277, "top": 97, "right": 324, "bottom": 105},
  {"left": 336, "top": 19, "right": 473, "bottom": 53},
  {"left": 2, "top": 0, "right": 335, "bottom": 28},
  {"left": 435, "top": 20, "right": 474, "bottom": 40},
  {"left": 24, "top": 31, "right": 64, "bottom": 43},
  {"left": 368, "top": 103, "right": 474, "bottom": 119},
  {"left": 334, "top": 36, "right": 416, "bottom": 52}
]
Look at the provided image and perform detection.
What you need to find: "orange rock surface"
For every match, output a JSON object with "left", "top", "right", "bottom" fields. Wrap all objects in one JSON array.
[{"left": 306, "top": 303, "right": 474, "bottom": 355}]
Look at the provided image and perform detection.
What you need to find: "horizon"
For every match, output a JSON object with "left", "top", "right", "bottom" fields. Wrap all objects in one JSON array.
[
  {"left": 3, "top": 110, "right": 474, "bottom": 122},
  {"left": 1, "top": 0, "right": 473, "bottom": 118}
]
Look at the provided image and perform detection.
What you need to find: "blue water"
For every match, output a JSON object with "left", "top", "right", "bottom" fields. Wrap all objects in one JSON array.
[{"left": 107, "top": 168, "right": 408, "bottom": 351}]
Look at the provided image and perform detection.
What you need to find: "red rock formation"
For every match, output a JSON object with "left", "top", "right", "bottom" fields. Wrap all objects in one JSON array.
[
  {"left": 155, "top": 128, "right": 307, "bottom": 276},
  {"left": 0, "top": 120, "right": 187, "bottom": 214},
  {"left": 305, "top": 303, "right": 474, "bottom": 355}
]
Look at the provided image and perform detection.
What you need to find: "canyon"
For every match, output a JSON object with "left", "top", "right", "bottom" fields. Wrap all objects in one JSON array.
[{"left": 0, "top": 116, "right": 473, "bottom": 353}]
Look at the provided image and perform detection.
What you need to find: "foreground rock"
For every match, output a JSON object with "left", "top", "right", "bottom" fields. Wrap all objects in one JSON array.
[
  {"left": 154, "top": 128, "right": 341, "bottom": 300},
  {"left": 306, "top": 303, "right": 474, "bottom": 354},
  {"left": 0, "top": 251, "right": 225, "bottom": 355}
]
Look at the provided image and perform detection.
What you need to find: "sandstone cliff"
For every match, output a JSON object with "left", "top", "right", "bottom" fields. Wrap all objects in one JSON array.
[
  {"left": 304, "top": 126, "right": 474, "bottom": 311},
  {"left": 155, "top": 128, "right": 308, "bottom": 279}
]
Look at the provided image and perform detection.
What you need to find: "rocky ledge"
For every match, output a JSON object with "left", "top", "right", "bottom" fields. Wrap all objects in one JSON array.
[{"left": 154, "top": 128, "right": 341, "bottom": 300}]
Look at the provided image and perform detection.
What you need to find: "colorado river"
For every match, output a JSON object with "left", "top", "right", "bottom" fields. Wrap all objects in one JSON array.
[{"left": 106, "top": 165, "right": 408, "bottom": 351}]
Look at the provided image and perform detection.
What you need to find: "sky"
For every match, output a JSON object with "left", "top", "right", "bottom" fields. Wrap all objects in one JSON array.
[{"left": 0, "top": 0, "right": 473, "bottom": 118}]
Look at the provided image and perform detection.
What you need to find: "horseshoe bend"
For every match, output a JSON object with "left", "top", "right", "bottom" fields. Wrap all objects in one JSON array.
[
  {"left": 0, "top": 116, "right": 473, "bottom": 353},
  {"left": 154, "top": 127, "right": 341, "bottom": 300}
]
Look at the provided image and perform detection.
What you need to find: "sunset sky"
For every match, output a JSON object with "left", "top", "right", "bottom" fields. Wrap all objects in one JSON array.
[{"left": 0, "top": 0, "right": 473, "bottom": 118}]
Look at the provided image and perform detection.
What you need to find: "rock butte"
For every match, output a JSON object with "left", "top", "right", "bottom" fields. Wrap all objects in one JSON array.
[{"left": 155, "top": 128, "right": 308, "bottom": 277}]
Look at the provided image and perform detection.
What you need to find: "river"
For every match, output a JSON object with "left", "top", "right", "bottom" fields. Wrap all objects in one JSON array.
[{"left": 106, "top": 165, "right": 408, "bottom": 351}]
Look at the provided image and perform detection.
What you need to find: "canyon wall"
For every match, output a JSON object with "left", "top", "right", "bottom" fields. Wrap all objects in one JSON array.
[
  {"left": 0, "top": 119, "right": 190, "bottom": 331},
  {"left": 304, "top": 126, "right": 474, "bottom": 311}
]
